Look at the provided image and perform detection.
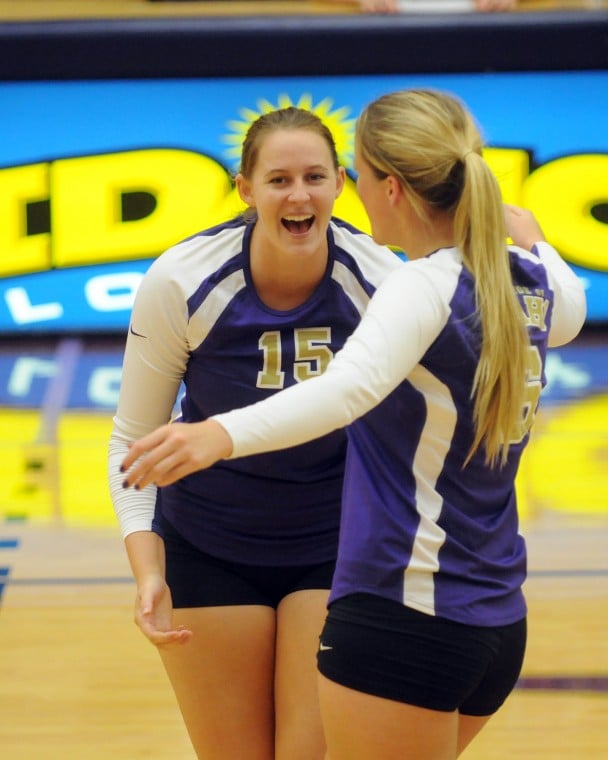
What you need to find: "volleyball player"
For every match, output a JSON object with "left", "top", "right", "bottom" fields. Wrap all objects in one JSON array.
[{"left": 108, "top": 106, "right": 402, "bottom": 759}]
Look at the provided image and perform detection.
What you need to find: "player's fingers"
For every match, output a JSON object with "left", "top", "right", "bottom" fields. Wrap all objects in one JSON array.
[
  {"left": 121, "top": 427, "right": 189, "bottom": 487},
  {"left": 120, "top": 426, "right": 171, "bottom": 470},
  {"left": 150, "top": 461, "right": 196, "bottom": 488},
  {"left": 154, "top": 629, "right": 193, "bottom": 648},
  {"left": 140, "top": 623, "right": 192, "bottom": 647},
  {"left": 123, "top": 446, "right": 186, "bottom": 489}
]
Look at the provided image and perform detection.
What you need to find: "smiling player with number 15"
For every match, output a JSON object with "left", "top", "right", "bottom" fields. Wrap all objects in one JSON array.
[{"left": 108, "top": 106, "right": 402, "bottom": 759}]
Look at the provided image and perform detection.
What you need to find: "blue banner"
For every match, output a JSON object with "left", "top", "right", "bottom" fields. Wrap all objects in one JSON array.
[
  {"left": 1, "top": 71, "right": 606, "bottom": 333},
  {"left": 0, "top": 340, "right": 603, "bottom": 411}
]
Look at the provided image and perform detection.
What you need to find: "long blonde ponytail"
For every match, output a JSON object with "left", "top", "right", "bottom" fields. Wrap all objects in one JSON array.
[
  {"left": 455, "top": 151, "right": 529, "bottom": 467},
  {"left": 357, "top": 89, "right": 530, "bottom": 467}
]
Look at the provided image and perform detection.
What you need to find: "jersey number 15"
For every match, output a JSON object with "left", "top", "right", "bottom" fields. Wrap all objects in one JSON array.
[{"left": 256, "top": 328, "right": 333, "bottom": 389}]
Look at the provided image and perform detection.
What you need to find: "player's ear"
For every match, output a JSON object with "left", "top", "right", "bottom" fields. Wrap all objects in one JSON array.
[
  {"left": 236, "top": 174, "right": 255, "bottom": 207},
  {"left": 335, "top": 166, "right": 346, "bottom": 198},
  {"left": 386, "top": 175, "right": 403, "bottom": 206}
]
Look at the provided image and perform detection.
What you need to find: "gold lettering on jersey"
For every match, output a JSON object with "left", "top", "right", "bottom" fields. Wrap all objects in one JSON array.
[
  {"left": 294, "top": 327, "right": 333, "bottom": 382},
  {"left": 257, "top": 331, "right": 285, "bottom": 389},
  {"left": 257, "top": 328, "right": 333, "bottom": 389},
  {"left": 511, "top": 344, "right": 543, "bottom": 443},
  {"left": 521, "top": 294, "right": 549, "bottom": 331}
]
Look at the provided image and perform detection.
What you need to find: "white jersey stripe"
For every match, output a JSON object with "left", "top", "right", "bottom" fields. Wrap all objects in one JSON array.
[
  {"left": 189, "top": 269, "right": 246, "bottom": 350},
  {"left": 402, "top": 365, "right": 453, "bottom": 613},
  {"left": 331, "top": 259, "right": 372, "bottom": 318}
]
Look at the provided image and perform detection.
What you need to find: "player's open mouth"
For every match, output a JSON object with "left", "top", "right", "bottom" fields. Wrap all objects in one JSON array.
[{"left": 282, "top": 215, "right": 315, "bottom": 234}]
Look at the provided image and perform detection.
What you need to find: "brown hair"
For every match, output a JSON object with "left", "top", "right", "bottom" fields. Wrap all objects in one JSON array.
[{"left": 239, "top": 106, "right": 340, "bottom": 179}]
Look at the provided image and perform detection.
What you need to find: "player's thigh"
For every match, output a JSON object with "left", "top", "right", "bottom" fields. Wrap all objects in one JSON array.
[
  {"left": 160, "top": 605, "right": 276, "bottom": 760},
  {"left": 456, "top": 713, "right": 492, "bottom": 757},
  {"left": 275, "top": 589, "right": 329, "bottom": 760},
  {"left": 318, "top": 674, "right": 459, "bottom": 760}
]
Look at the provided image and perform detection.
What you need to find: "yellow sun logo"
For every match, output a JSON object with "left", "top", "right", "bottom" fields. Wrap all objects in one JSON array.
[{"left": 223, "top": 94, "right": 356, "bottom": 171}]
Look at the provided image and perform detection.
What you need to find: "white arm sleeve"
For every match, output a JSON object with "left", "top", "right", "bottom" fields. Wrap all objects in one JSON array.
[
  {"left": 534, "top": 242, "right": 587, "bottom": 347},
  {"left": 108, "top": 257, "right": 190, "bottom": 538},
  {"left": 215, "top": 245, "right": 586, "bottom": 459},
  {"left": 215, "top": 263, "right": 451, "bottom": 459},
  {"left": 108, "top": 433, "right": 160, "bottom": 538}
]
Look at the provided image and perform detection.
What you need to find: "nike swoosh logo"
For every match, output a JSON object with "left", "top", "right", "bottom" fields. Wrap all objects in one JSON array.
[
  {"left": 129, "top": 325, "right": 148, "bottom": 338},
  {"left": 319, "top": 643, "right": 333, "bottom": 651}
]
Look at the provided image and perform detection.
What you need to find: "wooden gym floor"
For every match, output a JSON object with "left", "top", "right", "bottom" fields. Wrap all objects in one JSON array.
[
  {"left": 0, "top": 511, "right": 606, "bottom": 758},
  {"left": 0, "top": 411, "right": 606, "bottom": 758}
]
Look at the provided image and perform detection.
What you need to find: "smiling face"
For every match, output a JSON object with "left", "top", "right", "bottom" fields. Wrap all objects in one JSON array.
[{"left": 237, "top": 128, "right": 345, "bottom": 263}]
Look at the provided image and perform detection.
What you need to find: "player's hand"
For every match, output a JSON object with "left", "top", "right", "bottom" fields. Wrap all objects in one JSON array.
[
  {"left": 120, "top": 419, "right": 233, "bottom": 490},
  {"left": 504, "top": 204, "right": 546, "bottom": 252},
  {"left": 134, "top": 573, "right": 192, "bottom": 647}
]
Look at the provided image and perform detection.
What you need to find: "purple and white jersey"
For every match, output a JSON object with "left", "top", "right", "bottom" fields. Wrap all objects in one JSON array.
[
  {"left": 216, "top": 242, "right": 586, "bottom": 625},
  {"left": 109, "top": 216, "right": 403, "bottom": 565}
]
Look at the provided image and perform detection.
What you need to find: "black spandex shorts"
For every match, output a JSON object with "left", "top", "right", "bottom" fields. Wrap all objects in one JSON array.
[
  {"left": 157, "top": 513, "right": 335, "bottom": 610},
  {"left": 317, "top": 593, "right": 526, "bottom": 716}
]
